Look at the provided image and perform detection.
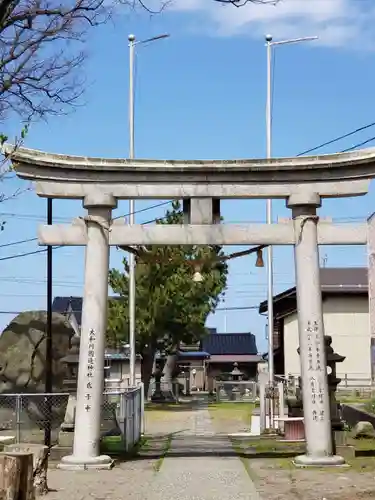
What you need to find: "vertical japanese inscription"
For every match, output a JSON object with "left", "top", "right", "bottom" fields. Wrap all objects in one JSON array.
[
  {"left": 305, "top": 320, "right": 326, "bottom": 421},
  {"left": 306, "top": 321, "right": 314, "bottom": 371},
  {"left": 85, "top": 328, "right": 96, "bottom": 411}
]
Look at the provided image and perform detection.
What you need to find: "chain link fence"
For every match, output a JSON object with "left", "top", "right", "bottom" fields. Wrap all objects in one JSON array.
[
  {"left": 0, "top": 393, "right": 69, "bottom": 444},
  {"left": 0, "top": 386, "right": 144, "bottom": 452}
]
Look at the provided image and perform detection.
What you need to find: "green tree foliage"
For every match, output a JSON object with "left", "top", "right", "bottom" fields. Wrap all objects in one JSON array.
[{"left": 107, "top": 201, "right": 228, "bottom": 389}]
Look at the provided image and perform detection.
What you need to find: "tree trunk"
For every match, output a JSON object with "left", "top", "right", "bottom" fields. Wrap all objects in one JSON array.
[
  {"left": 162, "top": 352, "right": 178, "bottom": 395},
  {"left": 141, "top": 347, "right": 156, "bottom": 399},
  {"left": 4, "top": 444, "right": 48, "bottom": 496},
  {"left": 0, "top": 452, "right": 34, "bottom": 500},
  {"left": 0, "top": 455, "right": 20, "bottom": 500}
]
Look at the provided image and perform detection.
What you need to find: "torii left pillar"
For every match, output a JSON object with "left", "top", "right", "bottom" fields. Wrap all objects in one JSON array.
[{"left": 59, "top": 193, "right": 117, "bottom": 470}]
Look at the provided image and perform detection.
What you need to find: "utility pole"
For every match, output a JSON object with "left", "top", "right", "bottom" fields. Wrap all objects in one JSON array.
[{"left": 44, "top": 197, "right": 53, "bottom": 447}]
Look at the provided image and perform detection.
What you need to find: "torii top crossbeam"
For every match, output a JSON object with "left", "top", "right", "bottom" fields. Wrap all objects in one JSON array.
[{"left": 5, "top": 146, "right": 375, "bottom": 201}]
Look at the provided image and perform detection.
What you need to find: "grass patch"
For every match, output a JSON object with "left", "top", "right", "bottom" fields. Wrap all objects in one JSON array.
[
  {"left": 274, "top": 456, "right": 375, "bottom": 472},
  {"left": 208, "top": 402, "right": 254, "bottom": 420},
  {"left": 153, "top": 434, "right": 172, "bottom": 472},
  {"left": 338, "top": 396, "right": 372, "bottom": 405},
  {"left": 230, "top": 436, "right": 305, "bottom": 459},
  {"left": 101, "top": 435, "right": 148, "bottom": 458},
  {"left": 145, "top": 402, "right": 189, "bottom": 411},
  {"left": 101, "top": 435, "right": 124, "bottom": 454}
]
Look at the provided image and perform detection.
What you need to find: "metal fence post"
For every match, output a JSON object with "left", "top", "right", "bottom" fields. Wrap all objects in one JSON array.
[
  {"left": 16, "top": 394, "right": 21, "bottom": 443},
  {"left": 140, "top": 382, "right": 145, "bottom": 435}
]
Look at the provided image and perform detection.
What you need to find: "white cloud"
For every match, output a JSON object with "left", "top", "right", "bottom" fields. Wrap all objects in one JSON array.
[{"left": 169, "top": 0, "right": 375, "bottom": 48}]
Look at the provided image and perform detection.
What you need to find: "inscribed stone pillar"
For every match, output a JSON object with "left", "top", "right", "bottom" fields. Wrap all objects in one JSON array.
[
  {"left": 59, "top": 193, "right": 117, "bottom": 470},
  {"left": 288, "top": 193, "right": 344, "bottom": 466}
]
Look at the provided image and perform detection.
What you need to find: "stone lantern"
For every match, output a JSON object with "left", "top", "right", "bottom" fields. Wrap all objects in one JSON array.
[
  {"left": 230, "top": 362, "right": 243, "bottom": 401},
  {"left": 324, "top": 335, "right": 345, "bottom": 431},
  {"left": 60, "top": 334, "right": 80, "bottom": 432}
]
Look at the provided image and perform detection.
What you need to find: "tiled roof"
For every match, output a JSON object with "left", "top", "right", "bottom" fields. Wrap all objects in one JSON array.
[
  {"left": 52, "top": 296, "right": 83, "bottom": 326},
  {"left": 319, "top": 267, "right": 367, "bottom": 290},
  {"left": 259, "top": 267, "right": 368, "bottom": 314},
  {"left": 201, "top": 333, "right": 258, "bottom": 356}
]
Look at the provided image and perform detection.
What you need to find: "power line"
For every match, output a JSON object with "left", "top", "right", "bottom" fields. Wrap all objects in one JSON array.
[
  {"left": 215, "top": 306, "right": 259, "bottom": 311},
  {"left": 341, "top": 135, "right": 375, "bottom": 153},
  {"left": 112, "top": 200, "right": 171, "bottom": 220},
  {"left": 296, "top": 120, "right": 375, "bottom": 156},
  {"left": 0, "top": 237, "right": 38, "bottom": 248},
  {"left": 0, "top": 246, "right": 62, "bottom": 261},
  {"left": 0, "top": 201, "right": 172, "bottom": 227},
  {"left": 0, "top": 305, "right": 261, "bottom": 315},
  {"left": 2, "top": 120, "right": 375, "bottom": 260},
  {"left": 0, "top": 201, "right": 172, "bottom": 256}
]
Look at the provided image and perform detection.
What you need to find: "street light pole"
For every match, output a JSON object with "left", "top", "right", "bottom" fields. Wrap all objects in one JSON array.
[
  {"left": 128, "top": 34, "right": 136, "bottom": 388},
  {"left": 128, "top": 32, "right": 170, "bottom": 387},
  {"left": 265, "top": 33, "right": 318, "bottom": 391},
  {"left": 265, "top": 35, "right": 273, "bottom": 394}
]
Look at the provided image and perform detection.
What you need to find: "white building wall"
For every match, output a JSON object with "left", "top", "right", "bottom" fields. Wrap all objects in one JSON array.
[{"left": 283, "top": 295, "right": 371, "bottom": 386}]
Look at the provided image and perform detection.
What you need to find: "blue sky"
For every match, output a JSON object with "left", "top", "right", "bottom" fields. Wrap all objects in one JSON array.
[{"left": 0, "top": 0, "right": 374, "bottom": 353}]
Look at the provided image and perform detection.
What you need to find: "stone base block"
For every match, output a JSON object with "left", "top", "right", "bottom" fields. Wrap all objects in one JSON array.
[
  {"left": 0, "top": 436, "right": 15, "bottom": 447},
  {"left": 58, "top": 454, "right": 114, "bottom": 470},
  {"left": 58, "top": 431, "right": 74, "bottom": 448},
  {"left": 294, "top": 454, "right": 346, "bottom": 467},
  {"left": 336, "top": 445, "right": 355, "bottom": 460}
]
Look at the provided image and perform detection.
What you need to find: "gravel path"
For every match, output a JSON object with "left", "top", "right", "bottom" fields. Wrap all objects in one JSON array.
[{"left": 46, "top": 397, "right": 261, "bottom": 500}]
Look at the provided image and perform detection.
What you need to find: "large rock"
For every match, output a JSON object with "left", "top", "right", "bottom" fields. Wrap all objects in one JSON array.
[
  {"left": 0, "top": 310, "right": 74, "bottom": 394},
  {"left": 0, "top": 311, "right": 74, "bottom": 430},
  {"left": 353, "top": 421, "right": 375, "bottom": 439}
]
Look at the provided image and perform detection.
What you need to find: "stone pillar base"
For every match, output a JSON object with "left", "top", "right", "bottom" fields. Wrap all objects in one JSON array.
[
  {"left": 58, "top": 454, "right": 114, "bottom": 470},
  {"left": 294, "top": 454, "right": 345, "bottom": 467}
]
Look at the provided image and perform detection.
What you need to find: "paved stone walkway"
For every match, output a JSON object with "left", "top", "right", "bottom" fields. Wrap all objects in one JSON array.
[
  {"left": 47, "top": 397, "right": 261, "bottom": 499},
  {"left": 149, "top": 398, "right": 261, "bottom": 500}
]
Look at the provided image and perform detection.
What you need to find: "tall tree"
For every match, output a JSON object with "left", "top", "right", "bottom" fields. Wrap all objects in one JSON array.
[{"left": 107, "top": 201, "right": 228, "bottom": 394}]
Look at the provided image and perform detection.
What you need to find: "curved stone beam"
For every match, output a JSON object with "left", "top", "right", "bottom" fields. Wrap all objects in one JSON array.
[{"left": 4, "top": 145, "right": 375, "bottom": 183}]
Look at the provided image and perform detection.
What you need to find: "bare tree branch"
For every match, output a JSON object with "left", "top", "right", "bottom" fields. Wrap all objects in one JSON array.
[
  {"left": 0, "top": 0, "right": 115, "bottom": 121},
  {"left": 213, "top": 0, "right": 280, "bottom": 6}
]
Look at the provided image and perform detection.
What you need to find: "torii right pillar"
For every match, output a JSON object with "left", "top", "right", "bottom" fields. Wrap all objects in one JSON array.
[{"left": 288, "top": 193, "right": 344, "bottom": 466}]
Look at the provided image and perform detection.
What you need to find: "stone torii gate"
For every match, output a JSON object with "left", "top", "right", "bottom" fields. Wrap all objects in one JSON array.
[{"left": 7, "top": 146, "right": 375, "bottom": 470}]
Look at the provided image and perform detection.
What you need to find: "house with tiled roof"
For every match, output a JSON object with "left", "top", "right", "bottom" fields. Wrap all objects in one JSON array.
[
  {"left": 177, "top": 330, "right": 262, "bottom": 392},
  {"left": 53, "top": 297, "right": 263, "bottom": 392},
  {"left": 259, "top": 267, "right": 372, "bottom": 386}
]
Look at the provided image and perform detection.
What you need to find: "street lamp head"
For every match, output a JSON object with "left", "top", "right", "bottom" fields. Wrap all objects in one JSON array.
[
  {"left": 128, "top": 34, "right": 136, "bottom": 42},
  {"left": 265, "top": 34, "right": 273, "bottom": 42}
]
